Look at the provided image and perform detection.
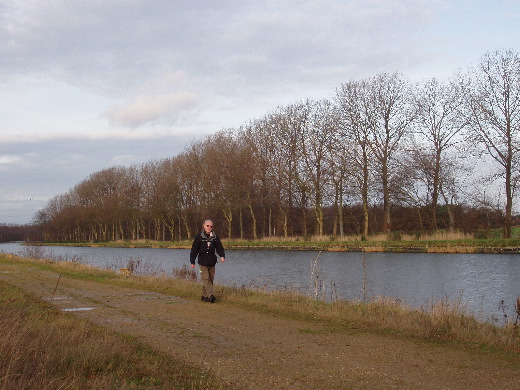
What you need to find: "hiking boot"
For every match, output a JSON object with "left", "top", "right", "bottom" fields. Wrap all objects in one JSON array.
[{"left": 209, "top": 295, "right": 216, "bottom": 303}]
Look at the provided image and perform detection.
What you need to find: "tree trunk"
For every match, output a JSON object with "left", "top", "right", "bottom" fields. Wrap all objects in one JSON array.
[
  {"left": 239, "top": 207, "right": 244, "bottom": 240},
  {"left": 382, "top": 160, "right": 391, "bottom": 234},
  {"left": 504, "top": 150, "right": 513, "bottom": 238},
  {"left": 248, "top": 201, "right": 258, "bottom": 240},
  {"left": 362, "top": 150, "right": 370, "bottom": 239},
  {"left": 221, "top": 206, "right": 233, "bottom": 239},
  {"left": 431, "top": 148, "right": 441, "bottom": 231},
  {"left": 182, "top": 213, "right": 191, "bottom": 240}
]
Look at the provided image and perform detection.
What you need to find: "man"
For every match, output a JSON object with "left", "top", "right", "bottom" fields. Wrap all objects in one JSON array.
[{"left": 190, "top": 219, "right": 225, "bottom": 303}]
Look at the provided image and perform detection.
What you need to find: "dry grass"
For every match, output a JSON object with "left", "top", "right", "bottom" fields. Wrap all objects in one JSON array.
[
  {"left": 254, "top": 230, "right": 473, "bottom": 243},
  {"left": 220, "top": 286, "right": 519, "bottom": 354},
  {"left": 425, "top": 246, "right": 476, "bottom": 253},
  {"left": 339, "top": 231, "right": 472, "bottom": 242},
  {"left": 258, "top": 235, "right": 301, "bottom": 242},
  {"left": 0, "top": 279, "right": 233, "bottom": 390},
  {"left": 415, "top": 231, "right": 474, "bottom": 241}
]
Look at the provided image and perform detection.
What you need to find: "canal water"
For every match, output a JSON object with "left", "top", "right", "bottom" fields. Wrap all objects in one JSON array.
[{"left": 1, "top": 242, "right": 518, "bottom": 323}]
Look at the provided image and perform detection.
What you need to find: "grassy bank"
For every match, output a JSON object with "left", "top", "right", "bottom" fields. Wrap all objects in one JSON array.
[
  {"left": 1, "top": 253, "right": 519, "bottom": 360},
  {"left": 29, "top": 229, "right": 520, "bottom": 253}
]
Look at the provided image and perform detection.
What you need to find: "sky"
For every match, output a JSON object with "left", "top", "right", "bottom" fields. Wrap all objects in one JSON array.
[{"left": 0, "top": 0, "right": 519, "bottom": 225}]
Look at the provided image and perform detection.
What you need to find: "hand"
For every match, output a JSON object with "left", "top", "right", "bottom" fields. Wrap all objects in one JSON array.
[
  {"left": 220, "top": 257, "right": 225, "bottom": 263},
  {"left": 190, "top": 264, "right": 195, "bottom": 269}
]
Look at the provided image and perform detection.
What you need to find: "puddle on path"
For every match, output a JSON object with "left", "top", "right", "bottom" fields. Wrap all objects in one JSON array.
[{"left": 62, "top": 307, "right": 96, "bottom": 312}]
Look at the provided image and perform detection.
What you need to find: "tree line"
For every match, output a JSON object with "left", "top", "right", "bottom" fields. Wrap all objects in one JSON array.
[
  {"left": 34, "top": 49, "right": 520, "bottom": 242},
  {"left": 0, "top": 224, "right": 40, "bottom": 242}
]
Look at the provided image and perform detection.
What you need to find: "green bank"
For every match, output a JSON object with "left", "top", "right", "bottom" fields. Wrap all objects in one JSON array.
[{"left": 36, "top": 236, "right": 520, "bottom": 254}]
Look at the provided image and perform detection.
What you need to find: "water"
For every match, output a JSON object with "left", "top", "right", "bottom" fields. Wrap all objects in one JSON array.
[{"left": 1, "top": 242, "right": 519, "bottom": 323}]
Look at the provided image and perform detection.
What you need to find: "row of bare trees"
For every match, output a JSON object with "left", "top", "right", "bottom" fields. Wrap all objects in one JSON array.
[{"left": 35, "top": 50, "right": 520, "bottom": 241}]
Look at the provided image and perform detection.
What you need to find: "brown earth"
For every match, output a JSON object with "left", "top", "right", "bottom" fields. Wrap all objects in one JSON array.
[{"left": 0, "top": 262, "right": 518, "bottom": 390}]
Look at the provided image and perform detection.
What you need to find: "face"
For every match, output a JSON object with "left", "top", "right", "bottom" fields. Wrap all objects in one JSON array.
[{"left": 203, "top": 220, "right": 213, "bottom": 234}]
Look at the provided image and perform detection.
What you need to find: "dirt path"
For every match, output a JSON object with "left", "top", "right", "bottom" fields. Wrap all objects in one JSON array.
[{"left": 0, "top": 263, "right": 518, "bottom": 390}]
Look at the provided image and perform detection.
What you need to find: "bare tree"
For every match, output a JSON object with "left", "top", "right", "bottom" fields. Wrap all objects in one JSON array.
[
  {"left": 464, "top": 49, "right": 520, "bottom": 238},
  {"left": 414, "top": 77, "right": 466, "bottom": 230},
  {"left": 327, "top": 112, "right": 356, "bottom": 238},
  {"left": 337, "top": 79, "right": 374, "bottom": 239},
  {"left": 241, "top": 121, "right": 274, "bottom": 239},
  {"left": 174, "top": 146, "right": 205, "bottom": 239},
  {"left": 242, "top": 117, "right": 278, "bottom": 238},
  {"left": 36, "top": 50, "right": 520, "bottom": 241},
  {"left": 260, "top": 104, "right": 307, "bottom": 238},
  {"left": 365, "top": 72, "right": 415, "bottom": 234},
  {"left": 299, "top": 99, "right": 338, "bottom": 236},
  {"left": 199, "top": 130, "right": 244, "bottom": 239}
]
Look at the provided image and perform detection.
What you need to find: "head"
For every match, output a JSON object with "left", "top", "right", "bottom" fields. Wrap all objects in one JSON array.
[{"left": 203, "top": 219, "right": 214, "bottom": 234}]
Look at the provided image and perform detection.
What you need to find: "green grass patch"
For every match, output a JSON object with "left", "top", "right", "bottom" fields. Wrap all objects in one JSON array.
[{"left": 37, "top": 234, "right": 520, "bottom": 253}]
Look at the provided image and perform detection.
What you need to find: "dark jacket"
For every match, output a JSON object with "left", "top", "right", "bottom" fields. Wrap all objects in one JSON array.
[{"left": 190, "top": 231, "right": 225, "bottom": 267}]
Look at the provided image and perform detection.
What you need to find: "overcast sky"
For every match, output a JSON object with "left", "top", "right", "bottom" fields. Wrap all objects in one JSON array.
[{"left": 0, "top": 0, "right": 519, "bottom": 225}]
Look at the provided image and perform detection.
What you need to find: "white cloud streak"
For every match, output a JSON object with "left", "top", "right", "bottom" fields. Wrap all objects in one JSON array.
[
  {"left": 101, "top": 92, "right": 200, "bottom": 128},
  {"left": 0, "top": 155, "right": 23, "bottom": 165}
]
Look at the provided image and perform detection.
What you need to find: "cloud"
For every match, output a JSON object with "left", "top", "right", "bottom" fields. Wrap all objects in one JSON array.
[
  {"left": 98, "top": 70, "right": 201, "bottom": 128},
  {"left": 0, "top": 154, "right": 34, "bottom": 172},
  {"left": 101, "top": 92, "right": 200, "bottom": 128},
  {"left": 0, "top": 1, "right": 444, "bottom": 95},
  {"left": 0, "top": 0, "right": 457, "bottom": 133},
  {"left": 0, "top": 155, "right": 23, "bottom": 165}
]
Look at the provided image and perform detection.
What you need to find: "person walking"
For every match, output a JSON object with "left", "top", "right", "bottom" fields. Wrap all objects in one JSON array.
[{"left": 190, "top": 219, "right": 225, "bottom": 303}]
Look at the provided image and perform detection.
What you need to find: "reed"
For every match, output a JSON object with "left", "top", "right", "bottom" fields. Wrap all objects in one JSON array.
[
  {"left": 256, "top": 230, "right": 473, "bottom": 243},
  {"left": 172, "top": 264, "right": 197, "bottom": 281},
  {"left": 425, "top": 246, "right": 476, "bottom": 253}
]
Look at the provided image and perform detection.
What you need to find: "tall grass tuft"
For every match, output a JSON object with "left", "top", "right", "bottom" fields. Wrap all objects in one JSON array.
[{"left": 172, "top": 264, "right": 197, "bottom": 281}]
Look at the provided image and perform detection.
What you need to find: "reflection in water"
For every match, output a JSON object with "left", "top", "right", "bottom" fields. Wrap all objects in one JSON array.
[{"left": 1, "top": 242, "right": 519, "bottom": 322}]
